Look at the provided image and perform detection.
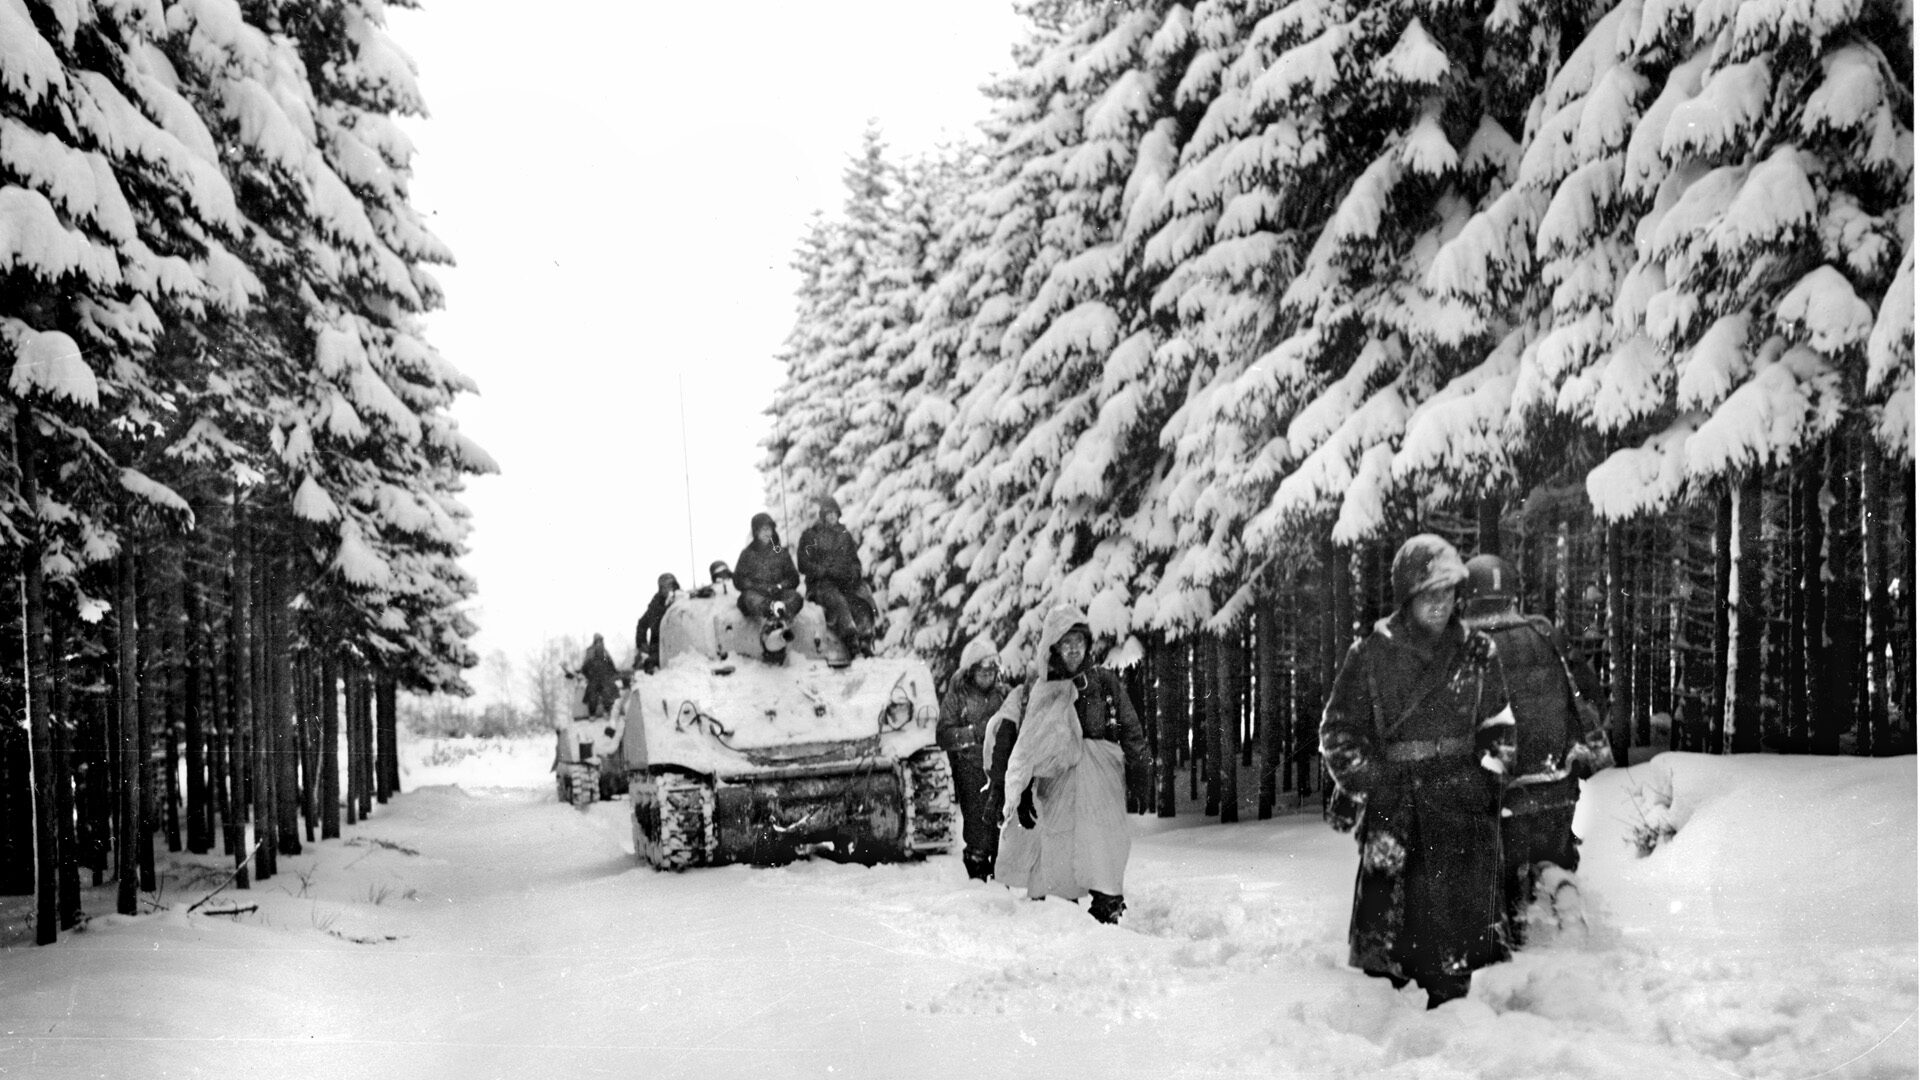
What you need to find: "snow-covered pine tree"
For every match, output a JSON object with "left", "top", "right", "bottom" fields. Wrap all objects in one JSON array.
[
  {"left": 1145, "top": 0, "right": 1353, "bottom": 635},
  {"left": 845, "top": 142, "right": 988, "bottom": 656},
  {"left": 1521, "top": 0, "right": 1913, "bottom": 748},
  {"left": 763, "top": 124, "right": 909, "bottom": 525},
  {"left": 1, "top": 0, "right": 275, "bottom": 932},
  {"left": 942, "top": 1, "right": 1192, "bottom": 659},
  {"left": 923, "top": 9, "right": 1090, "bottom": 654},
  {"left": 234, "top": 0, "right": 484, "bottom": 695},
  {"left": 763, "top": 210, "right": 838, "bottom": 522}
]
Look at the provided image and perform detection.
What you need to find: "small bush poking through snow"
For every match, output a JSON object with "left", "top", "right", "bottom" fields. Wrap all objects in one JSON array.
[{"left": 1623, "top": 773, "right": 1678, "bottom": 856}]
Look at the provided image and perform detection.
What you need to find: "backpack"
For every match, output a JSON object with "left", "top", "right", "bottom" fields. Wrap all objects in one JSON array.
[{"left": 1476, "top": 614, "right": 1580, "bottom": 776}]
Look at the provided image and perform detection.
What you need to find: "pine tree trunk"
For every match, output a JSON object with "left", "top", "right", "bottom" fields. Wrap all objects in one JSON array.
[
  {"left": 1862, "top": 446, "right": 1892, "bottom": 755},
  {"left": 229, "top": 495, "right": 255, "bottom": 888},
  {"left": 298, "top": 657, "right": 318, "bottom": 843},
  {"left": 356, "top": 668, "right": 374, "bottom": 820},
  {"left": 1632, "top": 525, "right": 1654, "bottom": 748},
  {"left": 1195, "top": 635, "right": 1215, "bottom": 817},
  {"left": 135, "top": 552, "right": 159, "bottom": 893},
  {"left": 1819, "top": 432, "right": 1860, "bottom": 753},
  {"left": 321, "top": 653, "right": 341, "bottom": 839},
  {"left": 268, "top": 555, "right": 301, "bottom": 855},
  {"left": 18, "top": 410, "right": 61, "bottom": 943},
  {"left": 1601, "top": 521, "right": 1628, "bottom": 766},
  {"left": 1791, "top": 449, "right": 1822, "bottom": 750},
  {"left": 1216, "top": 632, "right": 1240, "bottom": 824},
  {"left": 207, "top": 573, "right": 232, "bottom": 855},
  {"left": 376, "top": 671, "right": 398, "bottom": 801},
  {"left": 163, "top": 569, "right": 184, "bottom": 854},
  {"left": 1256, "top": 599, "right": 1279, "bottom": 819},
  {"left": 1731, "top": 471, "right": 1765, "bottom": 753},
  {"left": 115, "top": 547, "right": 142, "bottom": 916},
  {"left": 1153, "top": 637, "right": 1180, "bottom": 818},
  {"left": 1477, "top": 493, "right": 1501, "bottom": 556},
  {"left": 183, "top": 575, "right": 211, "bottom": 854},
  {"left": 1712, "top": 485, "right": 1733, "bottom": 753},
  {"left": 1899, "top": 463, "right": 1917, "bottom": 754},
  {"left": 1183, "top": 639, "right": 1201, "bottom": 802},
  {"left": 47, "top": 608, "right": 81, "bottom": 928}
]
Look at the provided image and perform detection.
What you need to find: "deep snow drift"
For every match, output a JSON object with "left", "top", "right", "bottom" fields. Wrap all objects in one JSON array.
[{"left": 0, "top": 737, "right": 1913, "bottom": 1080}]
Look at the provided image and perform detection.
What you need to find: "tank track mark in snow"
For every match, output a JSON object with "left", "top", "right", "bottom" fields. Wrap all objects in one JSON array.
[
  {"left": 904, "top": 750, "right": 955, "bottom": 856},
  {"left": 634, "top": 773, "right": 716, "bottom": 871}
]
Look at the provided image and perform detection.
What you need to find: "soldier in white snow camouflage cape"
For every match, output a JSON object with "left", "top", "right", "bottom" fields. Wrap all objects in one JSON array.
[{"left": 994, "top": 604, "right": 1149, "bottom": 923}]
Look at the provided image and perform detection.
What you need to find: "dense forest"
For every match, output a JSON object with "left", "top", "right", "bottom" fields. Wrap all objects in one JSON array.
[
  {"left": 763, "top": 0, "right": 1916, "bottom": 820},
  {"left": 0, "top": 0, "right": 491, "bottom": 944}
]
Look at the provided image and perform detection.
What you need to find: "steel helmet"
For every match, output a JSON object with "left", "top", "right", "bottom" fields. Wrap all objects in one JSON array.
[{"left": 1461, "top": 553, "right": 1520, "bottom": 607}]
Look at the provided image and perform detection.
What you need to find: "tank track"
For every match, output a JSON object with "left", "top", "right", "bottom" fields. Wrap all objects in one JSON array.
[
  {"left": 904, "top": 750, "right": 955, "bottom": 856},
  {"left": 568, "top": 762, "right": 599, "bottom": 809},
  {"left": 633, "top": 773, "right": 715, "bottom": 871}
]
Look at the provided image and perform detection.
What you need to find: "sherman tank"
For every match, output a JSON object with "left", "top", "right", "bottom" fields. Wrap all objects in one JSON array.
[
  {"left": 553, "top": 673, "right": 629, "bottom": 809},
  {"left": 618, "top": 592, "right": 952, "bottom": 870}
]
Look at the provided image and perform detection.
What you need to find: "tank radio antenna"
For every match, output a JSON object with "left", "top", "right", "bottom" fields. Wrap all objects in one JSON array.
[
  {"left": 779, "top": 461, "right": 790, "bottom": 538},
  {"left": 679, "top": 371, "right": 696, "bottom": 583}
]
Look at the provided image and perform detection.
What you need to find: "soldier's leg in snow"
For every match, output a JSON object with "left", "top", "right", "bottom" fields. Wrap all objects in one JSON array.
[
  {"left": 739, "top": 590, "right": 771, "bottom": 619},
  {"left": 948, "top": 751, "right": 993, "bottom": 879},
  {"left": 1500, "top": 814, "right": 1536, "bottom": 946},
  {"left": 810, "top": 581, "right": 855, "bottom": 642},
  {"left": 1088, "top": 891, "right": 1126, "bottom": 923},
  {"left": 848, "top": 583, "right": 877, "bottom": 635},
  {"left": 1421, "top": 972, "right": 1472, "bottom": 1009}
]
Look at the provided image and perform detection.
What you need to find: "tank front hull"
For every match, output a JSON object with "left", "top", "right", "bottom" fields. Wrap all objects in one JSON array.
[{"left": 631, "top": 750, "right": 953, "bottom": 870}]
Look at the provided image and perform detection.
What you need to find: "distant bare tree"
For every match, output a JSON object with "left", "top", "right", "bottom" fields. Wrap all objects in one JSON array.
[
  {"left": 480, "top": 649, "right": 517, "bottom": 706},
  {"left": 524, "top": 636, "right": 581, "bottom": 730}
]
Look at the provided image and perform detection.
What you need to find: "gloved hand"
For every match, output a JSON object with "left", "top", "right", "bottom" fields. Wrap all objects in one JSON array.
[{"left": 1016, "top": 785, "right": 1037, "bottom": 830}]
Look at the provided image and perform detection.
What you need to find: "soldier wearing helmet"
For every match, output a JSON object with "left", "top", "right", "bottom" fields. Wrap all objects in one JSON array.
[
  {"left": 1460, "top": 553, "right": 1611, "bottom": 944},
  {"left": 633, "top": 573, "right": 683, "bottom": 674},
  {"left": 1320, "top": 535, "right": 1517, "bottom": 1008}
]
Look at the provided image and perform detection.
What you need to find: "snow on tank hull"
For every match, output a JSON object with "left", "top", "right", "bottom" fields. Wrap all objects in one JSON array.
[{"left": 620, "top": 594, "right": 952, "bottom": 870}]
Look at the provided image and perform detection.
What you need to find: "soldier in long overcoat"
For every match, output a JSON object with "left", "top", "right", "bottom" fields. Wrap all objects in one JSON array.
[{"left": 1320, "top": 535, "right": 1516, "bottom": 1008}]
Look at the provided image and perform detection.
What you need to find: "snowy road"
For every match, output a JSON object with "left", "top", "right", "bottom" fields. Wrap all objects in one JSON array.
[{"left": 0, "top": 740, "right": 1913, "bottom": 1080}]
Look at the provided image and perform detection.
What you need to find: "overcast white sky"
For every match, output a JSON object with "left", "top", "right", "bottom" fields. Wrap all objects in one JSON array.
[{"left": 384, "top": 2, "right": 1026, "bottom": 692}]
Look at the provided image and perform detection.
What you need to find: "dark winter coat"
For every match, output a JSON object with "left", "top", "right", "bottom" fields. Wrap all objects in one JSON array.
[
  {"left": 1466, "top": 609, "right": 1611, "bottom": 938},
  {"left": 577, "top": 639, "right": 621, "bottom": 715},
  {"left": 939, "top": 675, "right": 1009, "bottom": 754},
  {"left": 734, "top": 514, "right": 801, "bottom": 600},
  {"left": 797, "top": 517, "right": 864, "bottom": 590},
  {"left": 1464, "top": 611, "right": 1610, "bottom": 810},
  {"left": 941, "top": 661, "right": 1011, "bottom": 869},
  {"left": 634, "top": 589, "right": 675, "bottom": 665},
  {"left": 1320, "top": 611, "right": 1515, "bottom": 986}
]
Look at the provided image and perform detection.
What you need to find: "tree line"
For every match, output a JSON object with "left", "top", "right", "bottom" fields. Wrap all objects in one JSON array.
[
  {"left": 765, "top": 0, "right": 1915, "bottom": 818},
  {"left": 0, "top": 0, "right": 489, "bottom": 945}
]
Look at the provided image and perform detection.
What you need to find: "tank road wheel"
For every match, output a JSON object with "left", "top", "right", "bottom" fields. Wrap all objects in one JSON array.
[
  {"left": 903, "top": 750, "right": 955, "bottom": 857},
  {"left": 633, "top": 773, "right": 715, "bottom": 871},
  {"left": 569, "top": 763, "right": 599, "bottom": 809}
]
